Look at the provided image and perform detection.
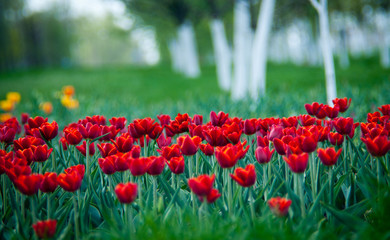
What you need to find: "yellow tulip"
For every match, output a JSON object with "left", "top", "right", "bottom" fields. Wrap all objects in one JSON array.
[
  {"left": 6, "top": 92, "right": 21, "bottom": 103},
  {"left": 0, "top": 100, "right": 14, "bottom": 112},
  {"left": 40, "top": 102, "right": 53, "bottom": 115}
]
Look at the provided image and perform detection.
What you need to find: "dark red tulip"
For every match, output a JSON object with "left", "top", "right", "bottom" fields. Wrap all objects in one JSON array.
[
  {"left": 57, "top": 168, "right": 84, "bottom": 192},
  {"left": 148, "top": 125, "right": 163, "bottom": 140},
  {"left": 32, "top": 219, "right": 57, "bottom": 239},
  {"left": 188, "top": 124, "right": 204, "bottom": 140},
  {"left": 5, "top": 165, "right": 32, "bottom": 182},
  {"left": 31, "top": 145, "right": 53, "bottom": 162},
  {"left": 281, "top": 117, "right": 298, "bottom": 128},
  {"left": 361, "top": 135, "right": 390, "bottom": 157},
  {"left": 14, "top": 174, "right": 43, "bottom": 195},
  {"left": 166, "top": 156, "right": 184, "bottom": 174},
  {"left": 97, "top": 143, "right": 118, "bottom": 158},
  {"left": 40, "top": 172, "right": 58, "bottom": 193},
  {"left": 100, "top": 125, "right": 120, "bottom": 141},
  {"left": 210, "top": 111, "right": 229, "bottom": 127},
  {"left": 39, "top": 121, "right": 58, "bottom": 141},
  {"left": 243, "top": 118, "right": 257, "bottom": 135},
  {"left": 98, "top": 156, "right": 116, "bottom": 175},
  {"left": 146, "top": 156, "right": 165, "bottom": 175},
  {"left": 255, "top": 146, "right": 275, "bottom": 164},
  {"left": 177, "top": 135, "right": 202, "bottom": 156},
  {"left": 157, "top": 114, "right": 171, "bottom": 127},
  {"left": 64, "top": 164, "right": 85, "bottom": 178},
  {"left": 115, "top": 182, "right": 138, "bottom": 204},
  {"left": 199, "top": 143, "right": 214, "bottom": 156},
  {"left": 328, "top": 132, "right": 344, "bottom": 146},
  {"left": 109, "top": 117, "right": 127, "bottom": 131},
  {"left": 257, "top": 136, "right": 269, "bottom": 148},
  {"left": 202, "top": 126, "right": 228, "bottom": 147},
  {"left": 78, "top": 122, "right": 101, "bottom": 140},
  {"left": 188, "top": 174, "right": 215, "bottom": 196},
  {"left": 317, "top": 147, "right": 342, "bottom": 166},
  {"left": 156, "top": 133, "right": 172, "bottom": 149},
  {"left": 111, "top": 133, "right": 134, "bottom": 153},
  {"left": 129, "top": 145, "right": 141, "bottom": 159},
  {"left": 64, "top": 127, "right": 83, "bottom": 145},
  {"left": 201, "top": 188, "right": 221, "bottom": 203},
  {"left": 268, "top": 197, "right": 292, "bottom": 217},
  {"left": 333, "top": 117, "right": 354, "bottom": 135},
  {"left": 230, "top": 164, "right": 256, "bottom": 187},
  {"left": 78, "top": 115, "right": 106, "bottom": 126},
  {"left": 298, "top": 115, "right": 316, "bottom": 126},
  {"left": 76, "top": 141, "right": 95, "bottom": 157},
  {"left": 157, "top": 144, "right": 181, "bottom": 160},
  {"left": 222, "top": 122, "right": 242, "bottom": 144},
  {"left": 267, "top": 125, "right": 283, "bottom": 141},
  {"left": 283, "top": 153, "right": 309, "bottom": 173},
  {"left": 27, "top": 116, "right": 48, "bottom": 129},
  {"left": 378, "top": 104, "right": 390, "bottom": 116},
  {"left": 113, "top": 153, "right": 130, "bottom": 172},
  {"left": 297, "top": 135, "right": 318, "bottom": 153},
  {"left": 59, "top": 137, "right": 68, "bottom": 150},
  {"left": 367, "top": 112, "right": 381, "bottom": 123},
  {"left": 273, "top": 136, "right": 293, "bottom": 155},
  {"left": 191, "top": 114, "right": 203, "bottom": 126},
  {"left": 13, "top": 136, "right": 45, "bottom": 151},
  {"left": 15, "top": 148, "right": 34, "bottom": 165},
  {"left": 128, "top": 118, "right": 160, "bottom": 138},
  {"left": 332, "top": 97, "right": 351, "bottom": 113},
  {"left": 324, "top": 105, "right": 339, "bottom": 119},
  {"left": 305, "top": 102, "right": 323, "bottom": 116},
  {"left": 137, "top": 135, "right": 151, "bottom": 148},
  {"left": 21, "top": 113, "right": 29, "bottom": 125},
  {"left": 318, "top": 126, "right": 331, "bottom": 142},
  {"left": 215, "top": 143, "right": 248, "bottom": 168},
  {"left": 0, "top": 126, "right": 16, "bottom": 144},
  {"left": 129, "top": 157, "right": 148, "bottom": 176}
]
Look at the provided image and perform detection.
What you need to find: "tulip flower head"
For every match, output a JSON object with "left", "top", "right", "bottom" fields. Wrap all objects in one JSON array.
[
  {"left": 268, "top": 197, "right": 292, "bottom": 217},
  {"left": 317, "top": 147, "right": 342, "bottom": 166},
  {"left": 32, "top": 219, "right": 57, "bottom": 239},
  {"left": 230, "top": 164, "right": 256, "bottom": 187},
  {"left": 115, "top": 182, "right": 138, "bottom": 204}
]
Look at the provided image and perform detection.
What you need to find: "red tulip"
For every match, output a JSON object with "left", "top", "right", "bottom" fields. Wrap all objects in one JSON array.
[
  {"left": 129, "top": 145, "right": 141, "bottom": 159},
  {"left": 98, "top": 156, "right": 116, "bottom": 175},
  {"left": 157, "top": 114, "right": 171, "bottom": 127},
  {"left": 328, "top": 132, "right": 344, "bottom": 146},
  {"left": 111, "top": 133, "right": 134, "bottom": 153},
  {"left": 166, "top": 156, "right": 185, "bottom": 174},
  {"left": 200, "top": 188, "right": 221, "bottom": 203},
  {"left": 32, "top": 219, "right": 57, "bottom": 239},
  {"left": 188, "top": 174, "right": 215, "bottom": 196},
  {"left": 210, "top": 111, "right": 229, "bottom": 127},
  {"left": 109, "top": 117, "right": 127, "bottom": 130},
  {"left": 129, "top": 157, "right": 148, "bottom": 176},
  {"left": 317, "top": 147, "right": 342, "bottom": 166},
  {"left": 305, "top": 102, "right": 323, "bottom": 116},
  {"left": 273, "top": 136, "right": 293, "bottom": 155},
  {"left": 97, "top": 143, "right": 118, "bottom": 158},
  {"left": 215, "top": 143, "right": 248, "bottom": 168},
  {"left": 177, "top": 135, "right": 202, "bottom": 156},
  {"left": 146, "top": 156, "right": 165, "bottom": 175},
  {"left": 40, "top": 172, "right": 58, "bottom": 193},
  {"left": 5, "top": 165, "right": 32, "bottom": 182},
  {"left": 57, "top": 166, "right": 84, "bottom": 192},
  {"left": 137, "top": 135, "right": 151, "bottom": 148},
  {"left": 21, "top": 113, "right": 29, "bottom": 125},
  {"left": 203, "top": 126, "right": 228, "bottom": 147},
  {"left": 222, "top": 122, "right": 242, "bottom": 144},
  {"left": 332, "top": 97, "right": 351, "bottom": 113},
  {"left": 298, "top": 115, "right": 316, "bottom": 126},
  {"left": 39, "top": 121, "right": 58, "bottom": 141},
  {"left": 361, "top": 135, "right": 390, "bottom": 157},
  {"left": 324, "top": 105, "right": 339, "bottom": 119},
  {"left": 157, "top": 144, "right": 181, "bottom": 160},
  {"left": 230, "top": 164, "right": 256, "bottom": 187},
  {"left": 78, "top": 122, "right": 101, "bottom": 140},
  {"left": 191, "top": 114, "right": 203, "bottom": 126},
  {"left": 255, "top": 146, "right": 275, "bottom": 164},
  {"left": 297, "top": 135, "right": 318, "bottom": 153},
  {"left": 243, "top": 118, "right": 257, "bottom": 135},
  {"left": 31, "top": 145, "right": 53, "bottom": 162},
  {"left": 283, "top": 153, "right": 309, "bottom": 173},
  {"left": 188, "top": 124, "right": 204, "bottom": 140},
  {"left": 128, "top": 118, "right": 160, "bottom": 138},
  {"left": 14, "top": 174, "right": 43, "bottom": 195},
  {"left": 113, "top": 153, "right": 130, "bottom": 172},
  {"left": 0, "top": 126, "right": 16, "bottom": 144},
  {"left": 257, "top": 136, "right": 269, "bottom": 148},
  {"left": 100, "top": 125, "right": 120, "bottom": 141},
  {"left": 317, "top": 126, "right": 331, "bottom": 142},
  {"left": 333, "top": 117, "right": 354, "bottom": 135},
  {"left": 59, "top": 137, "right": 68, "bottom": 150},
  {"left": 15, "top": 148, "right": 34, "bottom": 164},
  {"left": 27, "top": 116, "right": 48, "bottom": 129},
  {"left": 64, "top": 127, "right": 83, "bottom": 145},
  {"left": 170, "top": 113, "right": 190, "bottom": 133},
  {"left": 199, "top": 143, "right": 214, "bottom": 156},
  {"left": 156, "top": 133, "right": 172, "bottom": 149},
  {"left": 78, "top": 115, "right": 106, "bottom": 126},
  {"left": 76, "top": 141, "right": 95, "bottom": 157},
  {"left": 115, "top": 182, "right": 138, "bottom": 204},
  {"left": 13, "top": 136, "right": 45, "bottom": 151},
  {"left": 281, "top": 117, "right": 298, "bottom": 128},
  {"left": 267, "top": 125, "right": 283, "bottom": 141},
  {"left": 378, "top": 104, "right": 390, "bottom": 116},
  {"left": 268, "top": 197, "right": 292, "bottom": 216}
]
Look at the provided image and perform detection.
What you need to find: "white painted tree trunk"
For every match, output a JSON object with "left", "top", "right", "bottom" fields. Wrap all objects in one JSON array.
[
  {"left": 249, "top": 0, "right": 275, "bottom": 101},
  {"left": 168, "top": 39, "right": 182, "bottom": 72},
  {"left": 210, "top": 19, "right": 232, "bottom": 91},
  {"left": 177, "top": 21, "right": 201, "bottom": 78},
  {"left": 376, "top": 11, "right": 390, "bottom": 69},
  {"left": 310, "top": 0, "right": 337, "bottom": 106},
  {"left": 232, "top": 0, "right": 252, "bottom": 100}
]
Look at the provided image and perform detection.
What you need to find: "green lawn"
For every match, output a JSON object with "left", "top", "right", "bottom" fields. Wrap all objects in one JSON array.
[{"left": 0, "top": 57, "right": 389, "bottom": 122}]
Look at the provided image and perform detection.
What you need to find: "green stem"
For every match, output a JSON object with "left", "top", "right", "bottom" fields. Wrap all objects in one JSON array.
[
  {"left": 171, "top": 173, "right": 175, "bottom": 189},
  {"left": 199, "top": 197, "right": 206, "bottom": 222},
  {"left": 126, "top": 204, "right": 134, "bottom": 236},
  {"left": 310, "top": 152, "right": 317, "bottom": 200},
  {"left": 297, "top": 174, "right": 305, "bottom": 217},
  {"left": 47, "top": 194, "right": 51, "bottom": 219},
  {"left": 249, "top": 188, "right": 255, "bottom": 221},
  {"left": 2, "top": 175, "right": 6, "bottom": 218},
  {"left": 86, "top": 139, "right": 90, "bottom": 185},
  {"left": 227, "top": 168, "right": 232, "bottom": 216},
  {"left": 329, "top": 167, "right": 334, "bottom": 206},
  {"left": 51, "top": 142, "right": 56, "bottom": 173},
  {"left": 263, "top": 165, "right": 268, "bottom": 201},
  {"left": 30, "top": 196, "right": 37, "bottom": 223},
  {"left": 137, "top": 177, "right": 143, "bottom": 209},
  {"left": 73, "top": 195, "right": 80, "bottom": 240},
  {"left": 195, "top": 152, "right": 199, "bottom": 175},
  {"left": 143, "top": 136, "right": 147, "bottom": 157},
  {"left": 188, "top": 156, "right": 193, "bottom": 178},
  {"left": 153, "top": 176, "right": 157, "bottom": 212}
]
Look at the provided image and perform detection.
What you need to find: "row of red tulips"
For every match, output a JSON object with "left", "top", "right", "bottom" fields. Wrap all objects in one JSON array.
[{"left": 1, "top": 97, "right": 389, "bottom": 238}]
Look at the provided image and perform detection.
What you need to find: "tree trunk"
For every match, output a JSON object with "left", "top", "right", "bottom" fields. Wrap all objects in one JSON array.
[
  {"left": 210, "top": 19, "right": 232, "bottom": 91},
  {"left": 249, "top": 0, "right": 275, "bottom": 100},
  {"left": 177, "top": 21, "right": 201, "bottom": 78},
  {"left": 232, "top": 0, "right": 251, "bottom": 100}
]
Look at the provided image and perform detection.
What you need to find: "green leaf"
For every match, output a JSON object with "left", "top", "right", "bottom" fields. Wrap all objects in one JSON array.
[{"left": 321, "top": 201, "right": 367, "bottom": 231}]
